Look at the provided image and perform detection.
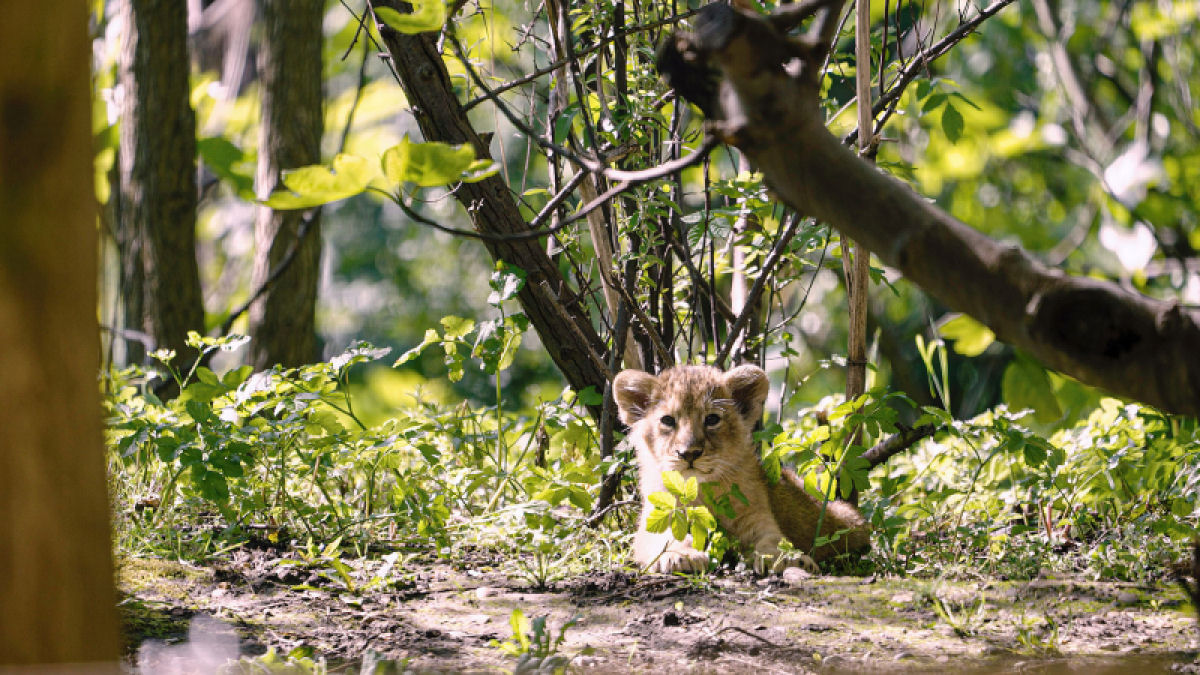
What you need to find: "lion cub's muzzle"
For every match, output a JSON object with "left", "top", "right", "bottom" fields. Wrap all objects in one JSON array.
[
  {"left": 677, "top": 446, "right": 703, "bottom": 466},
  {"left": 675, "top": 435, "right": 705, "bottom": 467}
]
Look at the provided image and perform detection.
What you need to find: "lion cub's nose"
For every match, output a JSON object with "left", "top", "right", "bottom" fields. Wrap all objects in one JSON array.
[{"left": 678, "top": 447, "right": 703, "bottom": 463}]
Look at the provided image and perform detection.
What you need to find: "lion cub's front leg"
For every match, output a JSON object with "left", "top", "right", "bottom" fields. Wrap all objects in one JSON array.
[
  {"left": 634, "top": 523, "right": 709, "bottom": 573},
  {"left": 730, "top": 503, "right": 820, "bottom": 575}
]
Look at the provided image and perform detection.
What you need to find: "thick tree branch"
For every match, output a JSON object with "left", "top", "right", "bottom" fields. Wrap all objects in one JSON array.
[{"left": 659, "top": 3, "right": 1200, "bottom": 418}]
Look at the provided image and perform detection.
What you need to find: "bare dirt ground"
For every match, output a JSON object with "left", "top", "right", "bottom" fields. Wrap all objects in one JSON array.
[{"left": 119, "top": 548, "right": 1200, "bottom": 673}]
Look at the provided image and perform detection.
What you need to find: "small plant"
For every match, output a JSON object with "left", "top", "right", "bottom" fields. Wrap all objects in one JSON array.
[
  {"left": 278, "top": 537, "right": 358, "bottom": 593},
  {"left": 642, "top": 471, "right": 718, "bottom": 573},
  {"left": 1013, "top": 611, "right": 1060, "bottom": 654},
  {"left": 928, "top": 588, "right": 988, "bottom": 638},
  {"left": 492, "top": 608, "right": 583, "bottom": 674}
]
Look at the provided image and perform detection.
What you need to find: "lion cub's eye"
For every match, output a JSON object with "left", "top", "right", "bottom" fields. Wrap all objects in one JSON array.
[
  {"left": 660, "top": 415, "right": 676, "bottom": 428},
  {"left": 704, "top": 413, "right": 721, "bottom": 427}
]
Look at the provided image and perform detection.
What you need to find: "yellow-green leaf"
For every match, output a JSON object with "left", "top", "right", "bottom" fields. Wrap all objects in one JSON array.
[
  {"left": 394, "top": 329, "right": 439, "bottom": 366},
  {"left": 462, "top": 158, "right": 500, "bottom": 183},
  {"left": 670, "top": 512, "right": 687, "bottom": 541},
  {"left": 645, "top": 507, "right": 670, "bottom": 533},
  {"left": 682, "top": 476, "right": 698, "bottom": 503},
  {"left": 689, "top": 518, "right": 709, "bottom": 551},
  {"left": 938, "top": 313, "right": 995, "bottom": 357},
  {"left": 381, "top": 135, "right": 476, "bottom": 188},
  {"left": 439, "top": 315, "right": 475, "bottom": 339},
  {"left": 262, "top": 154, "right": 372, "bottom": 209},
  {"left": 648, "top": 491, "right": 676, "bottom": 510},
  {"left": 375, "top": 2, "right": 446, "bottom": 35},
  {"left": 662, "top": 470, "right": 686, "bottom": 497}
]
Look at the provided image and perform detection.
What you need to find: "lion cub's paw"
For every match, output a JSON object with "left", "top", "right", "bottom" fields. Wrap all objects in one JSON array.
[
  {"left": 651, "top": 548, "right": 710, "bottom": 574},
  {"left": 754, "top": 548, "right": 819, "bottom": 576}
]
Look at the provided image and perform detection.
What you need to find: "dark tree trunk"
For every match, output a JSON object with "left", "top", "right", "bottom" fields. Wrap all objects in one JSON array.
[
  {"left": 0, "top": 3, "right": 121, "bottom": 667},
  {"left": 118, "top": 0, "right": 206, "bottom": 363},
  {"left": 370, "top": 1, "right": 611, "bottom": 418},
  {"left": 249, "top": 0, "right": 324, "bottom": 369}
]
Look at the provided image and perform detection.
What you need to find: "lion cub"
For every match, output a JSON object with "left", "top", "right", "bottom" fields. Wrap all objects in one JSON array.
[{"left": 613, "top": 364, "right": 870, "bottom": 574}]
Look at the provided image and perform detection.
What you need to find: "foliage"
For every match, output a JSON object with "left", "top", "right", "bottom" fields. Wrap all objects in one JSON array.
[
  {"left": 865, "top": 399, "right": 1200, "bottom": 581},
  {"left": 94, "top": 0, "right": 1200, "bottom": 655},
  {"left": 492, "top": 608, "right": 583, "bottom": 674}
]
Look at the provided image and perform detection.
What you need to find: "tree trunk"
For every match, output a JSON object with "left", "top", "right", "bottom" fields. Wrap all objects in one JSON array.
[
  {"left": 659, "top": 3, "right": 1200, "bottom": 417},
  {"left": 118, "top": 0, "right": 206, "bottom": 362},
  {"left": 249, "top": 0, "right": 324, "bottom": 369},
  {"left": 370, "top": 1, "right": 611, "bottom": 418},
  {"left": 0, "top": 3, "right": 121, "bottom": 668}
]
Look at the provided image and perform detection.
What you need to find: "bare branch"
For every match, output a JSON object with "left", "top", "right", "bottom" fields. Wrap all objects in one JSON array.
[{"left": 863, "top": 424, "right": 938, "bottom": 468}]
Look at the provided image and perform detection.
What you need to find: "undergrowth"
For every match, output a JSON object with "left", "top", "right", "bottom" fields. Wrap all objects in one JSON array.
[{"left": 105, "top": 333, "right": 1200, "bottom": 587}]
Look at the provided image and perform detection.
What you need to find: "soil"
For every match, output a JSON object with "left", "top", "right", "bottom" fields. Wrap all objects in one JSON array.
[{"left": 118, "top": 548, "right": 1200, "bottom": 673}]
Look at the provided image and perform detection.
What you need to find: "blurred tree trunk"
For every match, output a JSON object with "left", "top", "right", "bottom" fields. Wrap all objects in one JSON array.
[
  {"left": 248, "top": 0, "right": 324, "bottom": 369},
  {"left": 118, "top": 0, "right": 206, "bottom": 363},
  {"left": 0, "top": 2, "right": 121, "bottom": 669}
]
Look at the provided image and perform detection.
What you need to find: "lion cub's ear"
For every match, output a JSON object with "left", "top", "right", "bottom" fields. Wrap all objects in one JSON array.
[
  {"left": 613, "top": 370, "right": 658, "bottom": 425},
  {"left": 723, "top": 365, "right": 769, "bottom": 424}
]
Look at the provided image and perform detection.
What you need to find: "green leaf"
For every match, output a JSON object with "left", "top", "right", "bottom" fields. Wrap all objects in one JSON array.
[
  {"left": 682, "top": 476, "right": 698, "bottom": 503},
  {"left": 195, "top": 367, "right": 220, "bottom": 386},
  {"left": 941, "top": 103, "right": 964, "bottom": 144},
  {"left": 185, "top": 399, "right": 213, "bottom": 423},
  {"left": 439, "top": 316, "right": 475, "bottom": 339},
  {"left": 197, "top": 136, "right": 254, "bottom": 198},
  {"left": 949, "top": 91, "right": 982, "bottom": 111},
  {"left": 374, "top": 2, "right": 446, "bottom": 35},
  {"left": 729, "top": 482, "right": 749, "bottom": 506},
  {"left": 662, "top": 470, "right": 686, "bottom": 497},
  {"left": 689, "top": 505, "right": 716, "bottom": 531},
  {"left": 648, "top": 492, "right": 677, "bottom": 510},
  {"left": 670, "top": 512, "right": 687, "bottom": 541},
  {"left": 487, "top": 262, "right": 526, "bottom": 306},
  {"left": 221, "top": 365, "right": 254, "bottom": 388},
  {"left": 381, "top": 135, "right": 476, "bottom": 187},
  {"left": 690, "top": 519, "right": 708, "bottom": 551},
  {"left": 938, "top": 313, "right": 995, "bottom": 357},
  {"left": 395, "top": 329, "right": 440, "bottom": 366},
  {"left": 1002, "top": 354, "right": 1063, "bottom": 424},
  {"left": 645, "top": 506, "right": 671, "bottom": 533},
  {"left": 553, "top": 110, "right": 576, "bottom": 145},
  {"left": 461, "top": 158, "right": 500, "bottom": 183},
  {"left": 262, "top": 154, "right": 373, "bottom": 209},
  {"left": 921, "top": 92, "right": 947, "bottom": 113},
  {"left": 577, "top": 387, "right": 604, "bottom": 406}
]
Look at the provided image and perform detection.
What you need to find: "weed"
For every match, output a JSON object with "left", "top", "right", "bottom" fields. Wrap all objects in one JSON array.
[{"left": 492, "top": 608, "right": 585, "bottom": 674}]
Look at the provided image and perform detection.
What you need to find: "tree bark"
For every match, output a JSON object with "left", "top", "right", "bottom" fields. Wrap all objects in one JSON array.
[
  {"left": 118, "top": 0, "right": 206, "bottom": 362},
  {"left": 370, "top": 1, "right": 611, "bottom": 417},
  {"left": 659, "top": 4, "right": 1200, "bottom": 418},
  {"left": 0, "top": 3, "right": 121, "bottom": 668},
  {"left": 249, "top": 0, "right": 324, "bottom": 369}
]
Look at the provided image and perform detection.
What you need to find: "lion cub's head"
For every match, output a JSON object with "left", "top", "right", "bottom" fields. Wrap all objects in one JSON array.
[{"left": 613, "top": 365, "right": 769, "bottom": 480}]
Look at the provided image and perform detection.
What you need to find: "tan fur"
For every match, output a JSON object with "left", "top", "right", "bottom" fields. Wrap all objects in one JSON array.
[{"left": 613, "top": 364, "right": 870, "bottom": 574}]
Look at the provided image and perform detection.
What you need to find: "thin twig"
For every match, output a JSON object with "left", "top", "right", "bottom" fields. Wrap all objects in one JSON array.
[
  {"left": 462, "top": 8, "right": 701, "bottom": 111},
  {"left": 843, "top": 0, "right": 1017, "bottom": 146},
  {"left": 376, "top": 137, "right": 718, "bottom": 243},
  {"left": 715, "top": 212, "right": 805, "bottom": 367},
  {"left": 218, "top": 212, "right": 319, "bottom": 337}
]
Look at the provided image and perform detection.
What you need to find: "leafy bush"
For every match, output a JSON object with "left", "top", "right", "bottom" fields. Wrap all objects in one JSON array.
[{"left": 105, "top": 332, "right": 612, "bottom": 567}]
